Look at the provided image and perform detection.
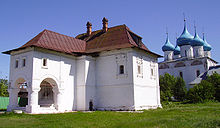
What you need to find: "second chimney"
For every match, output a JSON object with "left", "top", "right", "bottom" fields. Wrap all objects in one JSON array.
[
  {"left": 102, "top": 17, "right": 108, "bottom": 32},
  {"left": 86, "top": 21, "right": 92, "bottom": 36}
]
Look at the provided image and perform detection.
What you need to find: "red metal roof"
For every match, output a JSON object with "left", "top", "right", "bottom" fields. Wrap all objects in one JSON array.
[
  {"left": 76, "top": 24, "right": 160, "bottom": 56},
  {"left": 3, "top": 25, "right": 161, "bottom": 57},
  {"left": 3, "top": 29, "right": 86, "bottom": 54}
]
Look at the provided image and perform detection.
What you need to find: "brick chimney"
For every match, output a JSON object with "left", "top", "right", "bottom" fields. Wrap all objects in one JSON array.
[
  {"left": 86, "top": 21, "right": 92, "bottom": 36},
  {"left": 102, "top": 17, "right": 108, "bottom": 32}
]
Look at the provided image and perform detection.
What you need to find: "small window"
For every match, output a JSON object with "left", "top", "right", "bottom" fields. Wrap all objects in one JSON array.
[
  {"left": 15, "top": 60, "right": 19, "bottom": 68},
  {"left": 119, "top": 65, "right": 124, "bottom": 74},
  {"left": 43, "top": 58, "right": 47, "bottom": 67},
  {"left": 151, "top": 68, "right": 154, "bottom": 76},
  {"left": 179, "top": 71, "right": 183, "bottom": 78},
  {"left": 196, "top": 70, "right": 200, "bottom": 77},
  {"left": 138, "top": 65, "right": 141, "bottom": 74},
  {"left": 22, "top": 58, "right": 26, "bottom": 67},
  {"left": 185, "top": 50, "right": 187, "bottom": 57}
]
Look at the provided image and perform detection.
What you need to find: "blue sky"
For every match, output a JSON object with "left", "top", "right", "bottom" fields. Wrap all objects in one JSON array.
[{"left": 0, "top": 0, "right": 220, "bottom": 79}]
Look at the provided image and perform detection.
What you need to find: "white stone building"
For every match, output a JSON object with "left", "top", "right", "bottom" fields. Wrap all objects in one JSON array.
[
  {"left": 159, "top": 19, "right": 217, "bottom": 89},
  {"left": 3, "top": 18, "right": 162, "bottom": 114}
]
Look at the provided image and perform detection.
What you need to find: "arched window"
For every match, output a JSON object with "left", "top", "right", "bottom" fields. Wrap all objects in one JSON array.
[
  {"left": 43, "top": 58, "right": 47, "bottom": 67},
  {"left": 196, "top": 70, "right": 200, "bottom": 77},
  {"left": 138, "top": 65, "right": 141, "bottom": 74},
  {"left": 15, "top": 60, "right": 19, "bottom": 68},
  {"left": 22, "top": 58, "right": 26, "bottom": 67},
  {"left": 151, "top": 68, "right": 154, "bottom": 76},
  {"left": 119, "top": 65, "right": 124, "bottom": 74}
]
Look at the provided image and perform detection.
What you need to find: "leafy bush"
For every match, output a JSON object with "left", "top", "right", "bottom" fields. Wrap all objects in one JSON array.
[
  {"left": 187, "top": 80, "right": 215, "bottom": 103},
  {"left": 160, "top": 73, "right": 186, "bottom": 102},
  {"left": 0, "top": 79, "right": 9, "bottom": 97},
  {"left": 206, "top": 73, "right": 220, "bottom": 101},
  {"left": 173, "top": 77, "right": 187, "bottom": 101},
  {"left": 159, "top": 73, "right": 176, "bottom": 102}
]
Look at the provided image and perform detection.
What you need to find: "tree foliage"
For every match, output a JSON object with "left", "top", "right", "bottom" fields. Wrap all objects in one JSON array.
[
  {"left": 0, "top": 79, "right": 9, "bottom": 97},
  {"left": 173, "top": 77, "right": 187, "bottom": 101},
  {"left": 159, "top": 73, "right": 186, "bottom": 102},
  {"left": 187, "top": 80, "right": 215, "bottom": 103},
  {"left": 206, "top": 73, "right": 220, "bottom": 101}
]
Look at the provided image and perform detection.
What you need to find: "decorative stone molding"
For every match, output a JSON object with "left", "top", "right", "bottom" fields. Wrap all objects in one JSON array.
[
  {"left": 115, "top": 53, "right": 128, "bottom": 78},
  {"left": 136, "top": 56, "right": 143, "bottom": 78}
]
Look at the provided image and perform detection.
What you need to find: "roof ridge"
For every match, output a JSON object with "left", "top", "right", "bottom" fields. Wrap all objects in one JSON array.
[
  {"left": 20, "top": 29, "right": 46, "bottom": 48},
  {"left": 76, "top": 24, "right": 126, "bottom": 38}
]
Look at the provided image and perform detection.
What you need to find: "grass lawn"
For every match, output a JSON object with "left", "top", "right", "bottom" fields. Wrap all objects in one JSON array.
[{"left": 0, "top": 102, "right": 219, "bottom": 128}]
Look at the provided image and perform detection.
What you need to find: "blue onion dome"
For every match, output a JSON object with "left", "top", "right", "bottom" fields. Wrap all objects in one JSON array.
[
  {"left": 191, "top": 29, "right": 205, "bottom": 46},
  {"left": 203, "top": 33, "right": 212, "bottom": 51},
  {"left": 162, "top": 34, "right": 175, "bottom": 52},
  {"left": 177, "top": 20, "right": 193, "bottom": 46},
  {"left": 174, "top": 44, "right": 180, "bottom": 55}
]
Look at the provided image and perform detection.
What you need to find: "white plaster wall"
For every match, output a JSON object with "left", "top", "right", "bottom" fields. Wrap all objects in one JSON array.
[
  {"left": 95, "top": 49, "right": 135, "bottom": 110},
  {"left": 180, "top": 45, "right": 193, "bottom": 58},
  {"left": 132, "top": 50, "right": 160, "bottom": 109},
  {"left": 193, "top": 46, "right": 204, "bottom": 58},
  {"left": 7, "top": 49, "right": 34, "bottom": 111},
  {"left": 32, "top": 49, "right": 76, "bottom": 111},
  {"left": 159, "top": 58, "right": 210, "bottom": 89},
  {"left": 9, "top": 48, "right": 34, "bottom": 88},
  {"left": 76, "top": 56, "right": 96, "bottom": 110},
  {"left": 164, "top": 51, "right": 173, "bottom": 61}
]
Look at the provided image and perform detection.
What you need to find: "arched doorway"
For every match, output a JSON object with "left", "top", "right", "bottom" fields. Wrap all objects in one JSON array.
[
  {"left": 38, "top": 78, "right": 58, "bottom": 107},
  {"left": 15, "top": 78, "right": 28, "bottom": 107}
]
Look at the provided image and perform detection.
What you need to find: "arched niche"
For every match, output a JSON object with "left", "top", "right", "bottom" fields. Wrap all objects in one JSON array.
[
  {"left": 159, "top": 63, "right": 169, "bottom": 69},
  {"left": 191, "top": 60, "right": 203, "bottom": 66},
  {"left": 174, "top": 62, "right": 186, "bottom": 68}
]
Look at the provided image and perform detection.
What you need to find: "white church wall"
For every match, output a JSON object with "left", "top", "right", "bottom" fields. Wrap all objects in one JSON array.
[
  {"left": 193, "top": 46, "right": 204, "bottom": 58},
  {"left": 32, "top": 49, "right": 76, "bottom": 112},
  {"left": 164, "top": 51, "right": 173, "bottom": 61},
  {"left": 132, "top": 50, "right": 160, "bottom": 110},
  {"left": 7, "top": 48, "right": 34, "bottom": 111},
  {"left": 180, "top": 45, "right": 193, "bottom": 58},
  {"left": 9, "top": 48, "right": 34, "bottom": 87},
  {"left": 76, "top": 56, "right": 96, "bottom": 110},
  {"left": 95, "top": 48, "right": 135, "bottom": 110},
  {"left": 159, "top": 58, "right": 209, "bottom": 89}
]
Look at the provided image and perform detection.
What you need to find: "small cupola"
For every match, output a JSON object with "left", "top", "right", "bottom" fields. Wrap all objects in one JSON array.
[
  {"left": 162, "top": 33, "right": 175, "bottom": 52},
  {"left": 191, "top": 26, "right": 205, "bottom": 46},
  {"left": 177, "top": 18, "right": 193, "bottom": 46},
  {"left": 86, "top": 22, "right": 92, "bottom": 36},
  {"left": 203, "top": 33, "right": 212, "bottom": 51},
  {"left": 102, "top": 17, "right": 108, "bottom": 32}
]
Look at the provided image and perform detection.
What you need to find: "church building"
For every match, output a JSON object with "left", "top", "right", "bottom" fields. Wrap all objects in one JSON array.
[
  {"left": 3, "top": 18, "right": 162, "bottom": 114},
  {"left": 159, "top": 19, "right": 217, "bottom": 89}
]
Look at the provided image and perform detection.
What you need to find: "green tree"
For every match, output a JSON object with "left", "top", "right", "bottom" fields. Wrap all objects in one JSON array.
[
  {"left": 159, "top": 73, "right": 176, "bottom": 102},
  {"left": 0, "top": 79, "right": 9, "bottom": 97},
  {"left": 173, "top": 77, "right": 187, "bottom": 101},
  {"left": 187, "top": 80, "right": 215, "bottom": 103},
  {"left": 206, "top": 73, "right": 220, "bottom": 101}
]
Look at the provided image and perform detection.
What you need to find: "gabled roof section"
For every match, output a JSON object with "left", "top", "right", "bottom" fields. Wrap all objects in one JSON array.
[
  {"left": 76, "top": 25, "right": 161, "bottom": 57},
  {"left": 3, "top": 29, "right": 86, "bottom": 54},
  {"left": 3, "top": 25, "right": 161, "bottom": 57}
]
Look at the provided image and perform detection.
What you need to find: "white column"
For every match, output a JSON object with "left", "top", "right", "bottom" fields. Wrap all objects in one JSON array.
[
  {"left": 55, "top": 88, "right": 65, "bottom": 111},
  {"left": 7, "top": 88, "right": 20, "bottom": 111},
  {"left": 26, "top": 87, "right": 40, "bottom": 113}
]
